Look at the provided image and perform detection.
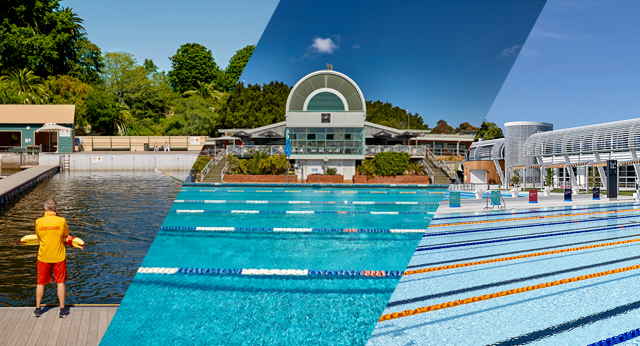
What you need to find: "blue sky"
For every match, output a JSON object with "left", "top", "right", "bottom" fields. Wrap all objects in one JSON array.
[
  {"left": 486, "top": 0, "right": 640, "bottom": 130},
  {"left": 240, "top": 0, "right": 546, "bottom": 129},
  {"left": 60, "top": 0, "right": 279, "bottom": 72}
]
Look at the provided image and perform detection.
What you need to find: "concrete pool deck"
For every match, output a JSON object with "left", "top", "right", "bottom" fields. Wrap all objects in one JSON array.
[
  {"left": 436, "top": 192, "right": 639, "bottom": 214},
  {"left": 0, "top": 306, "right": 118, "bottom": 346}
]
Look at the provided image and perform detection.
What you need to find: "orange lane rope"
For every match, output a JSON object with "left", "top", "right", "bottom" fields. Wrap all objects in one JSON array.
[
  {"left": 430, "top": 208, "right": 640, "bottom": 228},
  {"left": 404, "top": 237, "right": 640, "bottom": 276},
  {"left": 379, "top": 263, "right": 640, "bottom": 322}
]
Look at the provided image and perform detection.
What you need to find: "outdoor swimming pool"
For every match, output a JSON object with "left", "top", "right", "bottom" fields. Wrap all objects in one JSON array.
[
  {"left": 99, "top": 184, "right": 444, "bottom": 346},
  {"left": 368, "top": 202, "right": 640, "bottom": 345},
  {"left": 0, "top": 171, "right": 184, "bottom": 307}
]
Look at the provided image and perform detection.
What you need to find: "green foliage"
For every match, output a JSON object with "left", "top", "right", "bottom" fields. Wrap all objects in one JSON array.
[
  {"left": 226, "top": 150, "right": 289, "bottom": 175},
  {"left": 219, "top": 45, "right": 254, "bottom": 92},
  {"left": 454, "top": 122, "right": 480, "bottom": 134},
  {"left": 219, "top": 81, "right": 291, "bottom": 130},
  {"left": 510, "top": 169, "right": 520, "bottom": 187},
  {"left": 45, "top": 75, "right": 93, "bottom": 132},
  {"left": 192, "top": 156, "right": 212, "bottom": 172},
  {"left": 589, "top": 167, "right": 601, "bottom": 187},
  {"left": 84, "top": 89, "right": 125, "bottom": 135},
  {"left": 545, "top": 168, "right": 554, "bottom": 187},
  {"left": 167, "top": 43, "right": 221, "bottom": 94},
  {"left": 431, "top": 119, "right": 454, "bottom": 134},
  {"left": 357, "top": 152, "right": 411, "bottom": 177},
  {"left": 0, "top": 68, "right": 46, "bottom": 104},
  {"left": 374, "top": 152, "right": 410, "bottom": 176},
  {"left": 163, "top": 96, "right": 218, "bottom": 136},
  {"left": 0, "top": 1, "right": 100, "bottom": 78},
  {"left": 406, "top": 163, "right": 425, "bottom": 175},
  {"left": 365, "top": 100, "right": 429, "bottom": 130},
  {"left": 325, "top": 167, "right": 338, "bottom": 176},
  {"left": 474, "top": 120, "right": 505, "bottom": 142},
  {"left": 357, "top": 159, "right": 377, "bottom": 178}
]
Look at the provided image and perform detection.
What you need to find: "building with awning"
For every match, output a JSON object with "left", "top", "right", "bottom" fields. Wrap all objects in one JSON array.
[{"left": 0, "top": 105, "right": 75, "bottom": 153}]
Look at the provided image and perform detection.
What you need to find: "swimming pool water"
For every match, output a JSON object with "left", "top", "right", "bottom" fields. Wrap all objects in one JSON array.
[
  {"left": 368, "top": 202, "right": 640, "bottom": 346},
  {"left": 100, "top": 185, "right": 444, "bottom": 346}
]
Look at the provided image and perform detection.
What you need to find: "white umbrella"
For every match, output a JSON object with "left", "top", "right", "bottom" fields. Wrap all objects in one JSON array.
[{"left": 35, "top": 123, "right": 72, "bottom": 153}]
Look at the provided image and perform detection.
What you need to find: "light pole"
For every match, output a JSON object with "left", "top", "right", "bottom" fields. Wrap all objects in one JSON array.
[{"left": 407, "top": 109, "right": 410, "bottom": 130}]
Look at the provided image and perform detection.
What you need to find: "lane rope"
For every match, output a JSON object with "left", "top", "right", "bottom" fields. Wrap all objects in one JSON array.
[
  {"left": 416, "top": 223, "right": 640, "bottom": 251},
  {"left": 160, "top": 226, "right": 428, "bottom": 233},
  {"left": 137, "top": 267, "right": 402, "bottom": 277},
  {"left": 405, "top": 237, "right": 640, "bottom": 275},
  {"left": 182, "top": 189, "right": 438, "bottom": 194},
  {"left": 588, "top": 328, "right": 640, "bottom": 346},
  {"left": 379, "top": 263, "right": 640, "bottom": 322},
  {"left": 174, "top": 200, "right": 439, "bottom": 205},
  {"left": 170, "top": 209, "right": 435, "bottom": 215},
  {"left": 430, "top": 208, "right": 640, "bottom": 228}
]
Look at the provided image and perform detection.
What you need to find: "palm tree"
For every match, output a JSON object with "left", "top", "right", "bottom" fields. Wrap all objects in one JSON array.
[
  {"left": 1, "top": 68, "right": 46, "bottom": 104},
  {"left": 59, "top": 7, "right": 85, "bottom": 39}
]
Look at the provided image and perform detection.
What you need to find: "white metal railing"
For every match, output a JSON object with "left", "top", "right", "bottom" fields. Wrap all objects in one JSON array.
[
  {"left": 448, "top": 183, "right": 475, "bottom": 191},
  {"left": 426, "top": 147, "right": 457, "bottom": 180},
  {"left": 200, "top": 149, "right": 226, "bottom": 180},
  {"left": 421, "top": 158, "right": 435, "bottom": 183},
  {"left": 226, "top": 145, "right": 286, "bottom": 157},
  {"left": 220, "top": 161, "right": 230, "bottom": 182},
  {"left": 366, "top": 145, "right": 426, "bottom": 157}
]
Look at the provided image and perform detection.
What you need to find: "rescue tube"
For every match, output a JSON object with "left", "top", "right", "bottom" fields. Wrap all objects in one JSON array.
[{"left": 15, "top": 234, "right": 85, "bottom": 249}]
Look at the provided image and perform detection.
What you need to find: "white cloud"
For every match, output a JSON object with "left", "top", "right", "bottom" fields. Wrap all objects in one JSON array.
[
  {"left": 531, "top": 28, "right": 594, "bottom": 40},
  {"left": 311, "top": 37, "right": 338, "bottom": 54},
  {"left": 352, "top": 44, "right": 361, "bottom": 50},
  {"left": 499, "top": 45, "right": 522, "bottom": 58}
]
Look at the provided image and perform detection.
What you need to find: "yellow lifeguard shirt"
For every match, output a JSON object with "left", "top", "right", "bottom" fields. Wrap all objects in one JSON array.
[{"left": 36, "top": 211, "right": 69, "bottom": 263}]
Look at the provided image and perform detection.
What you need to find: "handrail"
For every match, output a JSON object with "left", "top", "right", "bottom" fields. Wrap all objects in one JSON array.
[
  {"left": 426, "top": 147, "right": 457, "bottom": 180},
  {"left": 448, "top": 183, "right": 475, "bottom": 191},
  {"left": 220, "top": 162, "right": 230, "bottom": 182},
  {"left": 200, "top": 149, "right": 226, "bottom": 179},
  {"left": 421, "top": 158, "right": 435, "bottom": 183}
]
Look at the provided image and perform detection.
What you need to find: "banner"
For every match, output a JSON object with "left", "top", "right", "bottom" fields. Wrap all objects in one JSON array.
[
  {"left": 529, "top": 189, "right": 538, "bottom": 203},
  {"left": 593, "top": 187, "right": 600, "bottom": 200},
  {"left": 564, "top": 188, "right": 572, "bottom": 202},
  {"left": 449, "top": 192, "right": 461, "bottom": 208}
]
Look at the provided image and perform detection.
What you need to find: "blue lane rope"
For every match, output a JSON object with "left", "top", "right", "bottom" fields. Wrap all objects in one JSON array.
[
  {"left": 416, "top": 223, "right": 640, "bottom": 252},
  {"left": 174, "top": 200, "right": 439, "bottom": 205},
  {"left": 588, "top": 328, "right": 640, "bottom": 346},
  {"left": 137, "top": 267, "right": 403, "bottom": 277},
  {"left": 179, "top": 188, "right": 441, "bottom": 194},
  {"left": 169, "top": 209, "right": 434, "bottom": 215},
  {"left": 431, "top": 203, "right": 640, "bottom": 222},
  {"left": 423, "top": 213, "right": 640, "bottom": 238},
  {"left": 160, "top": 226, "right": 427, "bottom": 234}
]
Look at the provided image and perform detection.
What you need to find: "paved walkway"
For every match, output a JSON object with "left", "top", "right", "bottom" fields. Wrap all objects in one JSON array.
[
  {"left": 0, "top": 306, "right": 117, "bottom": 346},
  {"left": 436, "top": 193, "right": 639, "bottom": 214}
]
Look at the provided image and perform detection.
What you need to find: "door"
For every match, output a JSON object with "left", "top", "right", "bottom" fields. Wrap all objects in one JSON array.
[
  {"left": 470, "top": 169, "right": 487, "bottom": 184},
  {"left": 35, "top": 131, "right": 58, "bottom": 152}
]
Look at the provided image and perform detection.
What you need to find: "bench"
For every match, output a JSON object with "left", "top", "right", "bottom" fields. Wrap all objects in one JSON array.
[
  {"left": 110, "top": 137, "right": 131, "bottom": 151},
  {"left": 90, "top": 137, "right": 112, "bottom": 151}
]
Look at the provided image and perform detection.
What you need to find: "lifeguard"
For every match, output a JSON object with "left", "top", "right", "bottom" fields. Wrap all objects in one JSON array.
[{"left": 34, "top": 199, "right": 71, "bottom": 318}]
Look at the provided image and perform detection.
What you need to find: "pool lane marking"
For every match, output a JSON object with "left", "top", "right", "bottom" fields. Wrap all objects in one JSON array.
[
  {"left": 378, "top": 263, "right": 640, "bottom": 322},
  {"left": 171, "top": 209, "right": 434, "bottom": 215},
  {"left": 416, "top": 223, "right": 640, "bottom": 251},
  {"left": 191, "top": 189, "right": 435, "bottom": 194},
  {"left": 407, "top": 232, "right": 640, "bottom": 269},
  {"left": 161, "top": 226, "right": 428, "bottom": 233},
  {"left": 431, "top": 203, "right": 640, "bottom": 222},
  {"left": 430, "top": 208, "right": 640, "bottom": 228},
  {"left": 174, "top": 200, "right": 438, "bottom": 205},
  {"left": 588, "top": 328, "right": 640, "bottom": 346},
  {"left": 137, "top": 267, "right": 402, "bottom": 277},
  {"left": 423, "top": 214, "right": 640, "bottom": 239},
  {"left": 405, "top": 237, "right": 640, "bottom": 276}
]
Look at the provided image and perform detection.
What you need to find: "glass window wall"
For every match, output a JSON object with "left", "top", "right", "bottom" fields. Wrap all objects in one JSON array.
[{"left": 288, "top": 127, "right": 363, "bottom": 155}]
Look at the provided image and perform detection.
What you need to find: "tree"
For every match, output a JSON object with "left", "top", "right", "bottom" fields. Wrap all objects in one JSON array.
[
  {"left": 454, "top": 122, "right": 479, "bottom": 133},
  {"left": 163, "top": 96, "right": 218, "bottom": 136},
  {"left": 474, "top": 120, "right": 505, "bottom": 141},
  {"left": 545, "top": 168, "right": 554, "bottom": 187},
  {"left": 0, "top": 1, "right": 93, "bottom": 77},
  {"left": 45, "top": 75, "right": 93, "bottom": 132},
  {"left": 219, "top": 45, "right": 255, "bottom": 92},
  {"left": 0, "top": 68, "right": 46, "bottom": 103},
  {"left": 67, "top": 39, "right": 103, "bottom": 84},
  {"left": 365, "top": 101, "right": 429, "bottom": 130},
  {"left": 219, "top": 81, "right": 291, "bottom": 130},
  {"left": 431, "top": 119, "right": 454, "bottom": 134},
  {"left": 167, "top": 43, "right": 221, "bottom": 93},
  {"left": 510, "top": 169, "right": 520, "bottom": 187},
  {"left": 84, "top": 89, "right": 126, "bottom": 135}
]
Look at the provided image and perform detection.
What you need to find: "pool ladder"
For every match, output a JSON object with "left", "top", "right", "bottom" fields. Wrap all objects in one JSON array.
[{"left": 484, "top": 191, "right": 507, "bottom": 210}]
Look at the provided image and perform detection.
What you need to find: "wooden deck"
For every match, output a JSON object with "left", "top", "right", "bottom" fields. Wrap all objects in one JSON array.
[
  {"left": 0, "top": 165, "right": 59, "bottom": 202},
  {"left": 0, "top": 306, "right": 117, "bottom": 346}
]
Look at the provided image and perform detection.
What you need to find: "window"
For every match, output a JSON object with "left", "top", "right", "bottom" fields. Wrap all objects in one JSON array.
[{"left": 306, "top": 92, "right": 345, "bottom": 111}]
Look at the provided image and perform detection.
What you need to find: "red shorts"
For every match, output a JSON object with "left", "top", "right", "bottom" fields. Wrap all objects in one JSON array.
[{"left": 37, "top": 260, "right": 66, "bottom": 285}]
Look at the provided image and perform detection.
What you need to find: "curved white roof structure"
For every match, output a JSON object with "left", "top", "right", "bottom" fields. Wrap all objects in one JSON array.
[
  {"left": 523, "top": 118, "right": 640, "bottom": 158},
  {"left": 466, "top": 138, "right": 505, "bottom": 161},
  {"left": 285, "top": 70, "right": 366, "bottom": 114}
]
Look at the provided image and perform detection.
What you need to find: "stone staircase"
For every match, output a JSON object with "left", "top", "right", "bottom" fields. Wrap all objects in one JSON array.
[
  {"left": 424, "top": 159, "right": 451, "bottom": 185},
  {"left": 201, "top": 157, "right": 227, "bottom": 183}
]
